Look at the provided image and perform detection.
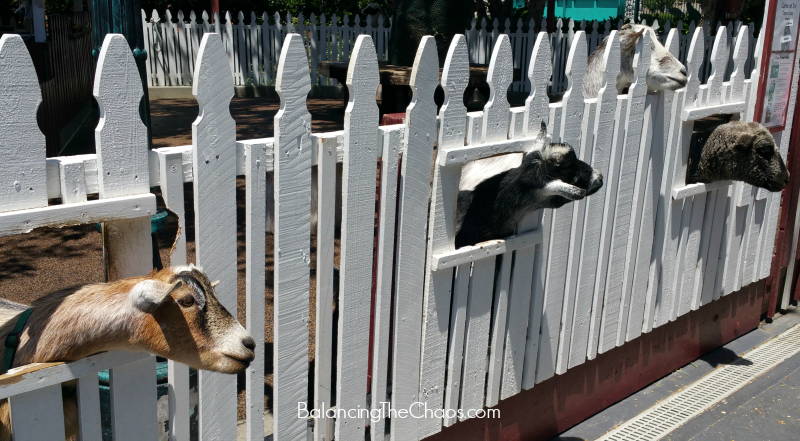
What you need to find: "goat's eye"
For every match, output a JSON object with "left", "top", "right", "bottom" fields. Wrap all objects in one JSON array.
[
  {"left": 757, "top": 145, "right": 773, "bottom": 158},
  {"left": 178, "top": 296, "right": 195, "bottom": 308}
]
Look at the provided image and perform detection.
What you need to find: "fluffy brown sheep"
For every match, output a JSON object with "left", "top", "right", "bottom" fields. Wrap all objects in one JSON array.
[{"left": 686, "top": 121, "right": 790, "bottom": 192}]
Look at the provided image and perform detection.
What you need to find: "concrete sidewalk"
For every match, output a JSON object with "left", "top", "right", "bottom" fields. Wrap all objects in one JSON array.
[{"left": 554, "top": 305, "right": 800, "bottom": 441}]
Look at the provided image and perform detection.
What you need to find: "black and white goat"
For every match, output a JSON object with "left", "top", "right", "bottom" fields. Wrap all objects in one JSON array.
[{"left": 455, "top": 137, "right": 603, "bottom": 248}]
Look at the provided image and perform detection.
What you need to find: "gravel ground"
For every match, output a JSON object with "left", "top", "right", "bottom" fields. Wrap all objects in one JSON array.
[{"left": 0, "top": 95, "right": 345, "bottom": 421}]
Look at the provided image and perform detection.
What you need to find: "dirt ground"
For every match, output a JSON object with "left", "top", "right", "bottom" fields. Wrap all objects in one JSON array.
[{"left": 0, "top": 96, "right": 346, "bottom": 420}]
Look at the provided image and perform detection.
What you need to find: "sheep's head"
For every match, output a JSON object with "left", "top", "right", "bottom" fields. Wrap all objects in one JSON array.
[
  {"left": 129, "top": 265, "right": 255, "bottom": 374},
  {"left": 523, "top": 142, "right": 603, "bottom": 209},
  {"left": 688, "top": 121, "right": 790, "bottom": 192},
  {"left": 619, "top": 24, "right": 687, "bottom": 93}
]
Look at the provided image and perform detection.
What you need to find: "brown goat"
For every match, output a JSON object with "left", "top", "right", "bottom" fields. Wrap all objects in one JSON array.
[{"left": 0, "top": 264, "right": 255, "bottom": 440}]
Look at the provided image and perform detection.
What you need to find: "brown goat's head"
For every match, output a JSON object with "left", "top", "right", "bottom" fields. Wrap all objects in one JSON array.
[{"left": 130, "top": 265, "right": 255, "bottom": 374}]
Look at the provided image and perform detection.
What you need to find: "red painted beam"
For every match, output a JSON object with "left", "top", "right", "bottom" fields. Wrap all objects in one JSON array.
[{"left": 423, "top": 281, "right": 764, "bottom": 441}]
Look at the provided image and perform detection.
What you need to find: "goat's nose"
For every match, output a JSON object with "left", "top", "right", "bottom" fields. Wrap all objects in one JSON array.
[
  {"left": 680, "top": 67, "right": 687, "bottom": 77},
  {"left": 242, "top": 336, "right": 256, "bottom": 351}
]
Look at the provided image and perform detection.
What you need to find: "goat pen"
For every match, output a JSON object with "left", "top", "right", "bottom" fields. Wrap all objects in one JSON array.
[{"left": 0, "top": 11, "right": 792, "bottom": 441}]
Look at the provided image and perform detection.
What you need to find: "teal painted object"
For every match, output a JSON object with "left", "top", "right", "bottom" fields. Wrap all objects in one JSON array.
[
  {"left": 545, "top": 0, "right": 624, "bottom": 21},
  {"left": 95, "top": 209, "right": 168, "bottom": 234}
]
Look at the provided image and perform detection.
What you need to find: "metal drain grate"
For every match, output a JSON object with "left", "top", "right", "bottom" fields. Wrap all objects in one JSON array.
[{"left": 597, "top": 324, "right": 800, "bottom": 441}]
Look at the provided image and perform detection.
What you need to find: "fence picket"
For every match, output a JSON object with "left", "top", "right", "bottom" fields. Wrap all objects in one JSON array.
[
  {"left": 569, "top": 31, "right": 620, "bottom": 367},
  {"left": 397, "top": 35, "right": 438, "bottom": 439},
  {"left": 537, "top": 31, "right": 586, "bottom": 380},
  {"left": 156, "top": 148, "right": 191, "bottom": 441},
  {"left": 370, "top": 125, "right": 402, "bottom": 441},
  {"left": 597, "top": 30, "right": 650, "bottom": 353},
  {"left": 655, "top": 27, "right": 704, "bottom": 326},
  {"left": 419, "top": 34, "right": 467, "bottom": 437},
  {"left": 336, "top": 34, "right": 379, "bottom": 441},
  {"left": 192, "top": 33, "right": 238, "bottom": 441},
  {"left": 556, "top": 31, "right": 590, "bottom": 374},
  {"left": 521, "top": 33, "right": 552, "bottom": 389},
  {"left": 76, "top": 373, "right": 103, "bottom": 440},
  {"left": 312, "top": 131, "right": 338, "bottom": 441},
  {"left": 460, "top": 256, "right": 495, "bottom": 419},
  {"left": 272, "top": 33, "right": 312, "bottom": 441},
  {"left": 0, "top": 35, "right": 46, "bottom": 213},
  {"left": 8, "top": 384, "right": 65, "bottom": 441},
  {"left": 641, "top": 29, "right": 681, "bottom": 335},
  {"left": 177, "top": 11, "right": 190, "bottom": 85},
  {"left": 110, "top": 356, "right": 159, "bottom": 441}
]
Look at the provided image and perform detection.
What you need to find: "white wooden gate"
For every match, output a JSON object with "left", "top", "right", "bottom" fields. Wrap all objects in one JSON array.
[{"left": 0, "top": 14, "right": 794, "bottom": 441}]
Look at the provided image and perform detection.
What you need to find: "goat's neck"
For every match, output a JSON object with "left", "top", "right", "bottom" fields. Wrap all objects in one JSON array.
[{"left": 7, "top": 280, "right": 147, "bottom": 367}]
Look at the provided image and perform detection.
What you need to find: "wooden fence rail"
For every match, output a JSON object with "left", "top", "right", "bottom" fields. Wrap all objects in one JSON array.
[{"left": 0, "top": 15, "right": 791, "bottom": 441}]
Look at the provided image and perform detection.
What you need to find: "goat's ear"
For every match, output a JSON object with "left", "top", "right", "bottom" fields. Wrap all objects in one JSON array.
[
  {"left": 130, "top": 280, "right": 184, "bottom": 311},
  {"left": 735, "top": 133, "right": 757, "bottom": 150}
]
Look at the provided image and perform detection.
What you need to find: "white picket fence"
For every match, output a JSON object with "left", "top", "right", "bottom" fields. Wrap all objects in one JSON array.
[
  {"left": 142, "top": 10, "right": 759, "bottom": 94},
  {"left": 0, "top": 14, "right": 792, "bottom": 441}
]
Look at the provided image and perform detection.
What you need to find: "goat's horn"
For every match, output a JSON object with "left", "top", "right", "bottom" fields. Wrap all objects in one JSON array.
[{"left": 211, "top": 280, "right": 220, "bottom": 287}]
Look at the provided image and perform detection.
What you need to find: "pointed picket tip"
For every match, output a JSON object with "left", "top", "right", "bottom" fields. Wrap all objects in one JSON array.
[
  {"left": 0, "top": 34, "right": 46, "bottom": 212},
  {"left": 564, "top": 31, "right": 587, "bottom": 84},
  {"left": 441, "top": 34, "right": 469, "bottom": 94},
  {"left": 94, "top": 34, "right": 144, "bottom": 103},
  {"left": 664, "top": 28, "right": 680, "bottom": 57},
  {"left": 345, "top": 35, "right": 379, "bottom": 91},
  {"left": 706, "top": 24, "right": 728, "bottom": 104},
  {"left": 409, "top": 36, "right": 438, "bottom": 94},
  {"left": 192, "top": 33, "right": 234, "bottom": 107},
  {"left": 93, "top": 33, "right": 149, "bottom": 198},
  {"left": 600, "top": 31, "right": 621, "bottom": 86},
  {"left": 439, "top": 35, "right": 468, "bottom": 147},
  {"left": 525, "top": 32, "right": 552, "bottom": 136},
  {"left": 275, "top": 34, "right": 311, "bottom": 105},
  {"left": 487, "top": 34, "right": 513, "bottom": 90}
]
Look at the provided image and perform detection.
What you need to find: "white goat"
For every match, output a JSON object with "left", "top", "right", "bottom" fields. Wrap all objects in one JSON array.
[
  {"left": 583, "top": 23, "right": 688, "bottom": 98},
  {"left": 0, "top": 264, "right": 255, "bottom": 441}
]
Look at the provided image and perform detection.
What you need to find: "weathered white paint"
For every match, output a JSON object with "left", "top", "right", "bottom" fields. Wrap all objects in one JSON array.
[
  {"left": 337, "top": 34, "right": 379, "bottom": 441},
  {"left": 0, "top": 36, "right": 47, "bottom": 213},
  {"left": 486, "top": 251, "right": 512, "bottom": 407},
  {"left": 157, "top": 149, "right": 191, "bottom": 441},
  {"left": 8, "top": 384, "right": 65, "bottom": 441},
  {"left": 568, "top": 31, "right": 620, "bottom": 366},
  {"left": 76, "top": 373, "right": 103, "bottom": 440},
  {"left": 459, "top": 256, "right": 495, "bottom": 420},
  {"left": 537, "top": 31, "right": 587, "bottom": 382},
  {"left": 192, "top": 33, "right": 238, "bottom": 441},
  {"left": 110, "top": 356, "right": 159, "bottom": 441},
  {"left": 597, "top": 30, "right": 650, "bottom": 354},
  {"left": 312, "top": 132, "right": 338, "bottom": 441},
  {"left": 396, "top": 35, "right": 438, "bottom": 439},
  {"left": 245, "top": 140, "right": 267, "bottom": 441},
  {"left": 273, "top": 33, "right": 312, "bottom": 441},
  {"left": 555, "top": 31, "right": 590, "bottom": 374},
  {"left": 371, "top": 125, "right": 402, "bottom": 441}
]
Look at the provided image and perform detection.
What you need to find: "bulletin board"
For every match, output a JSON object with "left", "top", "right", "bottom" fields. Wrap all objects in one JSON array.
[{"left": 756, "top": 0, "right": 799, "bottom": 131}]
